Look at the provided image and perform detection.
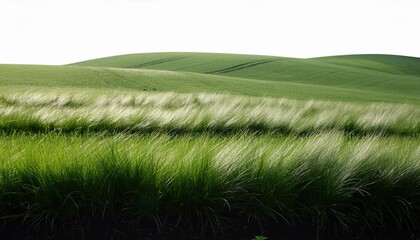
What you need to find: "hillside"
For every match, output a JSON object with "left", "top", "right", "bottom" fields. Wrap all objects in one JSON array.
[
  {"left": 0, "top": 64, "right": 417, "bottom": 104},
  {"left": 0, "top": 53, "right": 419, "bottom": 103},
  {"left": 72, "top": 52, "right": 420, "bottom": 103},
  {"left": 313, "top": 54, "right": 420, "bottom": 76}
]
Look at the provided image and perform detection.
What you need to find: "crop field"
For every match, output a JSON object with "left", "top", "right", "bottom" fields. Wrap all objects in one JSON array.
[{"left": 0, "top": 53, "right": 420, "bottom": 239}]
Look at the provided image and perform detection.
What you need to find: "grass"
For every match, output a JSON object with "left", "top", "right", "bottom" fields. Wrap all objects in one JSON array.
[
  {"left": 1, "top": 52, "right": 420, "bottom": 238},
  {"left": 72, "top": 52, "right": 420, "bottom": 102},
  {"left": 1, "top": 132, "right": 419, "bottom": 235},
  {"left": 0, "top": 91, "right": 418, "bottom": 136},
  {"left": 313, "top": 54, "right": 420, "bottom": 76},
  {"left": 2, "top": 52, "right": 420, "bottom": 103}
]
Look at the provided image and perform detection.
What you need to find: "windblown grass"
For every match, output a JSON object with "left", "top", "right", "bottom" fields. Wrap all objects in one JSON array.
[
  {"left": 0, "top": 132, "right": 419, "bottom": 234},
  {"left": 0, "top": 88, "right": 419, "bottom": 238},
  {"left": 0, "top": 91, "right": 418, "bottom": 136}
]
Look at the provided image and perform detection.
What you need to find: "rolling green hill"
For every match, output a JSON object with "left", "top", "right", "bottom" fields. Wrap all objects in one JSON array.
[
  {"left": 313, "top": 54, "right": 420, "bottom": 76},
  {"left": 0, "top": 52, "right": 419, "bottom": 103},
  {"left": 72, "top": 52, "right": 420, "bottom": 103}
]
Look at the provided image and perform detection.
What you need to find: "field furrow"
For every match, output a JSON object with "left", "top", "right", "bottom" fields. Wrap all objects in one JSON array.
[
  {"left": 206, "top": 59, "right": 277, "bottom": 74},
  {"left": 126, "top": 55, "right": 190, "bottom": 69}
]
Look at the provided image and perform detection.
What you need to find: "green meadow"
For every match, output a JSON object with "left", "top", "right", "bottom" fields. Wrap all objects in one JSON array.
[{"left": 0, "top": 53, "right": 419, "bottom": 239}]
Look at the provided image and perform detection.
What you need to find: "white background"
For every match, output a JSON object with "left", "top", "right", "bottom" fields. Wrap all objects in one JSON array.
[{"left": 0, "top": 0, "right": 419, "bottom": 65}]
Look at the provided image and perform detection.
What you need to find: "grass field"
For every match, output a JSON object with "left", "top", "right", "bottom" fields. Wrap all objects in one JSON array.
[
  {"left": 1, "top": 133, "right": 419, "bottom": 234},
  {"left": 0, "top": 52, "right": 419, "bottom": 239},
  {"left": 2, "top": 53, "right": 420, "bottom": 103},
  {"left": 0, "top": 91, "right": 419, "bottom": 136},
  {"left": 73, "top": 52, "right": 420, "bottom": 103}
]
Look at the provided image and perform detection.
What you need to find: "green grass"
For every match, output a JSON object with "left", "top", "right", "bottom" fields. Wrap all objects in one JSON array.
[
  {"left": 72, "top": 52, "right": 420, "bottom": 103},
  {"left": 1, "top": 52, "right": 420, "bottom": 238},
  {"left": 0, "top": 91, "right": 418, "bottom": 136},
  {"left": 313, "top": 54, "right": 420, "bottom": 76},
  {"left": 1, "top": 52, "right": 420, "bottom": 103},
  {"left": 1, "top": 132, "right": 419, "bottom": 233}
]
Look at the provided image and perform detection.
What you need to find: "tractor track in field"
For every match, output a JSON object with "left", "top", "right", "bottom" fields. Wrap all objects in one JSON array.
[
  {"left": 206, "top": 58, "right": 277, "bottom": 74},
  {"left": 126, "top": 56, "right": 190, "bottom": 69}
]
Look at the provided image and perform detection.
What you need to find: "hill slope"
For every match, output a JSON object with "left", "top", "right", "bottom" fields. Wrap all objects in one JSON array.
[
  {"left": 313, "top": 54, "right": 420, "bottom": 76},
  {"left": 0, "top": 53, "right": 419, "bottom": 103},
  {"left": 72, "top": 52, "right": 420, "bottom": 101},
  {"left": 3, "top": 64, "right": 416, "bottom": 103}
]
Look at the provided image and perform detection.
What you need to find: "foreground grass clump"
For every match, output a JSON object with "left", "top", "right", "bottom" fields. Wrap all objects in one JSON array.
[
  {"left": 0, "top": 91, "right": 418, "bottom": 136},
  {"left": 0, "top": 132, "right": 419, "bottom": 235}
]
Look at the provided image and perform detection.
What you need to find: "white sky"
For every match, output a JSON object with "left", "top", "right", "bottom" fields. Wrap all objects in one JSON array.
[{"left": 0, "top": 0, "right": 419, "bottom": 65}]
